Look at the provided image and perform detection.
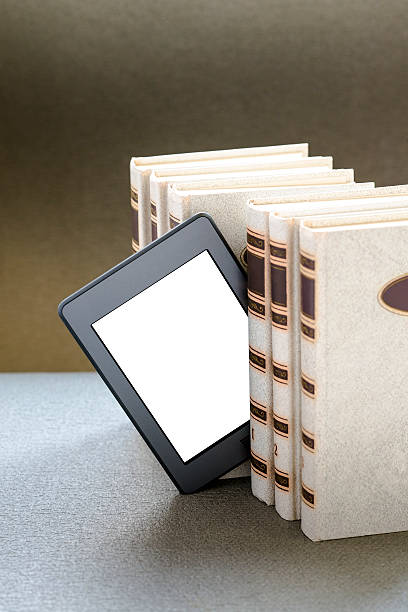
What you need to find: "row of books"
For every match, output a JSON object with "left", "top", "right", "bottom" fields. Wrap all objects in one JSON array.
[{"left": 129, "top": 145, "right": 408, "bottom": 541}]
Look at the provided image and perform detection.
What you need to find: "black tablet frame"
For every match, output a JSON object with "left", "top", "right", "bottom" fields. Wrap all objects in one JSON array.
[{"left": 58, "top": 214, "right": 249, "bottom": 493}]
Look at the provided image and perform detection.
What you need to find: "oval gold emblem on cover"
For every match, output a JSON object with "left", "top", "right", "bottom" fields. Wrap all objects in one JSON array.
[{"left": 378, "top": 274, "right": 408, "bottom": 316}]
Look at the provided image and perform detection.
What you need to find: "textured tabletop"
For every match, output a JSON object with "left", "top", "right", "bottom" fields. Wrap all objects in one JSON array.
[{"left": 1, "top": 373, "right": 408, "bottom": 612}]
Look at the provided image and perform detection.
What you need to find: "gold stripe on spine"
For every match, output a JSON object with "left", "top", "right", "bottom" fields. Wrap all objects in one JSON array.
[
  {"left": 302, "top": 427, "right": 315, "bottom": 453},
  {"left": 131, "top": 188, "right": 139, "bottom": 205},
  {"left": 250, "top": 450, "right": 269, "bottom": 479},
  {"left": 250, "top": 398, "right": 268, "bottom": 424},
  {"left": 131, "top": 238, "right": 139, "bottom": 252},
  {"left": 272, "top": 359, "right": 288, "bottom": 385},
  {"left": 300, "top": 249, "right": 316, "bottom": 342},
  {"left": 169, "top": 213, "right": 180, "bottom": 230},
  {"left": 273, "top": 412, "right": 289, "bottom": 438},
  {"left": 150, "top": 201, "right": 157, "bottom": 221},
  {"left": 300, "top": 252, "right": 315, "bottom": 271},
  {"left": 247, "top": 228, "right": 266, "bottom": 318},
  {"left": 301, "top": 482, "right": 315, "bottom": 508},
  {"left": 301, "top": 372, "right": 316, "bottom": 399},
  {"left": 247, "top": 228, "right": 265, "bottom": 255},
  {"left": 270, "top": 239, "right": 289, "bottom": 330},
  {"left": 249, "top": 346, "right": 267, "bottom": 374},
  {"left": 275, "top": 467, "right": 290, "bottom": 492}
]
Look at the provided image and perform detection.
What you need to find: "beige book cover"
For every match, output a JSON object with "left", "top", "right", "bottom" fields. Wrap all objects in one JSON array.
[
  {"left": 246, "top": 182, "right": 379, "bottom": 506},
  {"left": 150, "top": 156, "right": 332, "bottom": 238},
  {"left": 130, "top": 144, "right": 308, "bottom": 250},
  {"left": 299, "top": 213, "right": 408, "bottom": 540},
  {"left": 251, "top": 186, "right": 408, "bottom": 519}
]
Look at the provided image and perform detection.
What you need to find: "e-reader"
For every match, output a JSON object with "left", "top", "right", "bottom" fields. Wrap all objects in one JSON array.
[{"left": 58, "top": 214, "right": 250, "bottom": 493}]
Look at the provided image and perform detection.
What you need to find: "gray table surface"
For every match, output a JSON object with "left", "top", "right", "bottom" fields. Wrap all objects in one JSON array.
[{"left": 2, "top": 373, "right": 408, "bottom": 612}]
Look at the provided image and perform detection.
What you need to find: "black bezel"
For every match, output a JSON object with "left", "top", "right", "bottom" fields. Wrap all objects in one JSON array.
[{"left": 58, "top": 214, "right": 249, "bottom": 494}]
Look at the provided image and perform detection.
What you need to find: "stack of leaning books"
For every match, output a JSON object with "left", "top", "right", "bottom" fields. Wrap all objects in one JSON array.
[{"left": 129, "top": 145, "right": 408, "bottom": 541}]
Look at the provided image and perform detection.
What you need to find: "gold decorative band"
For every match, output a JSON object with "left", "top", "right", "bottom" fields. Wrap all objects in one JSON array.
[
  {"left": 131, "top": 238, "right": 139, "bottom": 252},
  {"left": 130, "top": 187, "right": 139, "bottom": 204},
  {"left": 301, "top": 483, "right": 315, "bottom": 508},
  {"left": 250, "top": 450, "right": 269, "bottom": 479},
  {"left": 302, "top": 427, "right": 315, "bottom": 452},
  {"left": 249, "top": 346, "right": 267, "bottom": 373},
  {"left": 169, "top": 213, "right": 180, "bottom": 229},
  {"left": 270, "top": 239, "right": 287, "bottom": 263},
  {"left": 301, "top": 373, "right": 316, "bottom": 398},
  {"left": 250, "top": 398, "right": 268, "bottom": 424},
  {"left": 247, "top": 228, "right": 265, "bottom": 254},
  {"left": 275, "top": 467, "right": 290, "bottom": 492},
  {"left": 272, "top": 308, "right": 288, "bottom": 330},
  {"left": 300, "top": 320, "right": 315, "bottom": 342},
  {"left": 150, "top": 201, "right": 157, "bottom": 220},
  {"left": 300, "top": 251, "right": 315, "bottom": 271},
  {"left": 248, "top": 289, "right": 265, "bottom": 320},
  {"left": 272, "top": 360, "right": 289, "bottom": 384},
  {"left": 273, "top": 413, "right": 289, "bottom": 438}
]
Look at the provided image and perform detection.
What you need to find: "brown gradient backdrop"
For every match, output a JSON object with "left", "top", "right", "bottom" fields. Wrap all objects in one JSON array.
[{"left": 1, "top": 0, "right": 408, "bottom": 371}]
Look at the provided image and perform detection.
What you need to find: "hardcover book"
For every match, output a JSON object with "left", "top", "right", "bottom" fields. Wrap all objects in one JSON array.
[
  {"left": 149, "top": 156, "right": 332, "bottom": 239},
  {"left": 299, "top": 213, "right": 408, "bottom": 540},
  {"left": 165, "top": 167, "right": 356, "bottom": 500},
  {"left": 246, "top": 180, "right": 379, "bottom": 506},
  {"left": 250, "top": 185, "right": 408, "bottom": 518},
  {"left": 130, "top": 144, "right": 308, "bottom": 250}
]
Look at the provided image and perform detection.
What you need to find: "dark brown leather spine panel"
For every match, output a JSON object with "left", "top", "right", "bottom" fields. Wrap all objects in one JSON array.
[
  {"left": 247, "top": 228, "right": 266, "bottom": 319},
  {"left": 302, "top": 483, "right": 315, "bottom": 508},
  {"left": 379, "top": 274, "right": 408, "bottom": 315},
  {"left": 273, "top": 413, "right": 289, "bottom": 438}
]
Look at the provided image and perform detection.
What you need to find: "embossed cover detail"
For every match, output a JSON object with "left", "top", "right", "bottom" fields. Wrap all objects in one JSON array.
[
  {"left": 270, "top": 239, "right": 289, "bottom": 330},
  {"left": 378, "top": 274, "right": 408, "bottom": 315},
  {"left": 272, "top": 359, "right": 289, "bottom": 384},
  {"left": 273, "top": 413, "right": 289, "bottom": 438},
  {"left": 247, "top": 228, "right": 266, "bottom": 319},
  {"left": 150, "top": 200, "right": 158, "bottom": 241},
  {"left": 300, "top": 250, "right": 316, "bottom": 342},
  {"left": 250, "top": 397, "right": 268, "bottom": 424},
  {"left": 249, "top": 345, "right": 267, "bottom": 373},
  {"left": 301, "top": 372, "right": 316, "bottom": 399},
  {"left": 250, "top": 450, "right": 269, "bottom": 478},
  {"left": 275, "top": 467, "right": 290, "bottom": 492},
  {"left": 301, "top": 428, "right": 316, "bottom": 453},
  {"left": 301, "top": 483, "right": 315, "bottom": 508},
  {"left": 169, "top": 213, "right": 180, "bottom": 230},
  {"left": 131, "top": 188, "right": 139, "bottom": 249}
]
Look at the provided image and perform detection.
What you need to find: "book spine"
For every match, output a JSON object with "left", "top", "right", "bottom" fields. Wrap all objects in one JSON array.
[
  {"left": 157, "top": 182, "right": 171, "bottom": 238},
  {"left": 298, "top": 227, "right": 319, "bottom": 540},
  {"left": 269, "top": 215, "right": 301, "bottom": 520},
  {"left": 130, "top": 165, "right": 152, "bottom": 249},
  {"left": 167, "top": 188, "right": 188, "bottom": 231},
  {"left": 247, "top": 206, "right": 275, "bottom": 505},
  {"left": 130, "top": 185, "right": 139, "bottom": 252}
]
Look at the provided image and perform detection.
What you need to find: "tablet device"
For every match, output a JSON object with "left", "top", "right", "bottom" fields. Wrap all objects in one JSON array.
[{"left": 59, "top": 214, "right": 250, "bottom": 493}]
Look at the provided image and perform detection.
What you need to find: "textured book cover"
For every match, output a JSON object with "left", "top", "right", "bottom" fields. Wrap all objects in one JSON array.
[
  {"left": 299, "top": 214, "right": 408, "bottom": 541},
  {"left": 245, "top": 180, "right": 380, "bottom": 506},
  {"left": 149, "top": 156, "right": 332, "bottom": 238},
  {"left": 259, "top": 186, "right": 408, "bottom": 519},
  {"left": 129, "top": 144, "right": 308, "bottom": 250}
]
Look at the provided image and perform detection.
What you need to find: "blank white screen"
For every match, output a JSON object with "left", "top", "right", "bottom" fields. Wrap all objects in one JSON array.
[{"left": 92, "top": 250, "right": 249, "bottom": 462}]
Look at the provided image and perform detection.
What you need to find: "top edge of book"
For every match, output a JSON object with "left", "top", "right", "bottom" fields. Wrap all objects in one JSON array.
[
  {"left": 168, "top": 169, "right": 354, "bottom": 194},
  {"left": 248, "top": 184, "right": 408, "bottom": 208},
  {"left": 131, "top": 144, "right": 309, "bottom": 169},
  {"left": 301, "top": 216, "right": 408, "bottom": 234},
  {"left": 150, "top": 156, "right": 331, "bottom": 181}
]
